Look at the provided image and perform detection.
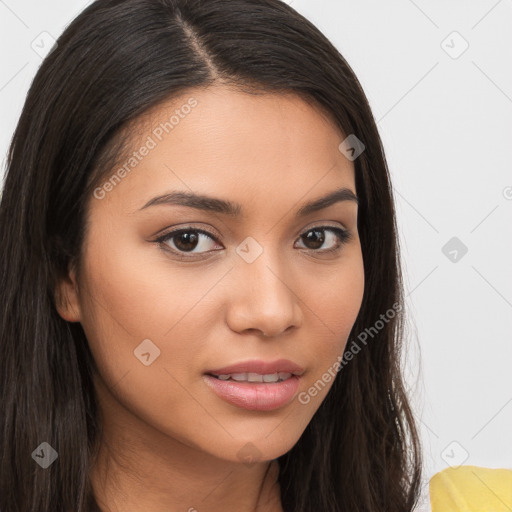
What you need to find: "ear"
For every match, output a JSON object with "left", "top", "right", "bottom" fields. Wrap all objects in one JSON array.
[{"left": 55, "top": 265, "right": 82, "bottom": 323}]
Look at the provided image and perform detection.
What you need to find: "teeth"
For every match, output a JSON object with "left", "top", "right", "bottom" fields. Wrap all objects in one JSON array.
[
  {"left": 232, "top": 373, "right": 252, "bottom": 382},
  {"left": 214, "top": 372, "right": 292, "bottom": 382}
]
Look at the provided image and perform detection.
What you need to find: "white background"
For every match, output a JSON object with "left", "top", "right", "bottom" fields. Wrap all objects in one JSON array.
[{"left": 1, "top": 1, "right": 511, "bottom": 510}]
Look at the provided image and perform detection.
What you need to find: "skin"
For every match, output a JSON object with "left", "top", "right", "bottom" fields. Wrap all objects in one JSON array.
[{"left": 56, "top": 85, "right": 365, "bottom": 512}]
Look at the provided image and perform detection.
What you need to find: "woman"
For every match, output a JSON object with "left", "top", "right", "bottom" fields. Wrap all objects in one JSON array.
[{"left": 0, "top": 0, "right": 422, "bottom": 510}]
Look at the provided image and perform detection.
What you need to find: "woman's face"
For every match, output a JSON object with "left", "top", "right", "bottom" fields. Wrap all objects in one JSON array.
[{"left": 57, "top": 85, "right": 364, "bottom": 464}]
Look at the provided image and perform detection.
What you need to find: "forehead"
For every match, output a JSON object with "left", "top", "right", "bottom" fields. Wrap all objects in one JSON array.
[{"left": 90, "top": 85, "right": 356, "bottom": 214}]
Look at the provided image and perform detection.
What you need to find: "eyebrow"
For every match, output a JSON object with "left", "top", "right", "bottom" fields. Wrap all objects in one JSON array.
[{"left": 140, "top": 187, "right": 359, "bottom": 217}]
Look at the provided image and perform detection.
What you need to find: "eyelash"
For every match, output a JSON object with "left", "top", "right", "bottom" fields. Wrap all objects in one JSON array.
[{"left": 155, "top": 225, "right": 352, "bottom": 260}]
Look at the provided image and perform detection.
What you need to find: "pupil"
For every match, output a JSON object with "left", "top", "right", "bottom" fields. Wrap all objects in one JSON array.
[
  {"left": 303, "top": 229, "right": 324, "bottom": 249},
  {"left": 175, "top": 231, "right": 198, "bottom": 251}
]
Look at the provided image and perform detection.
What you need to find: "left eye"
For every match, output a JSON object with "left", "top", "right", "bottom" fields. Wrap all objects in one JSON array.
[
  {"left": 156, "top": 226, "right": 351, "bottom": 257},
  {"left": 295, "top": 226, "right": 351, "bottom": 252}
]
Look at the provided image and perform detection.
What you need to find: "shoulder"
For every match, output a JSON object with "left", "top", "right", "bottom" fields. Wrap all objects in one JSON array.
[{"left": 429, "top": 465, "right": 512, "bottom": 511}]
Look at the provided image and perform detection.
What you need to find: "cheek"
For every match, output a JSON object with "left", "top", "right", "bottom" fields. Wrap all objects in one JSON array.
[
  {"left": 80, "top": 230, "right": 213, "bottom": 336},
  {"left": 297, "top": 251, "right": 365, "bottom": 400},
  {"left": 78, "top": 230, "right": 238, "bottom": 413},
  {"left": 305, "top": 248, "right": 364, "bottom": 336},
  {"left": 77, "top": 240, "right": 223, "bottom": 447}
]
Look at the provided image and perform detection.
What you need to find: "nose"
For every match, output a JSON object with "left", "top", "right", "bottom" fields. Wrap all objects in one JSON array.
[{"left": 225, "top": 247, "right": 303, "bottom": 338}]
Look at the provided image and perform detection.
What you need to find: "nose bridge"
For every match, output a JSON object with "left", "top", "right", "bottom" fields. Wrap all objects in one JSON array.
[{"left": 228, "top": 237, "right": 302, "bottom": 336}]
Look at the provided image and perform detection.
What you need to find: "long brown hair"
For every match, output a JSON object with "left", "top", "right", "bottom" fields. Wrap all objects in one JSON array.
[{"left": 0, "top": 0, "right": 422, "bottom": 510}]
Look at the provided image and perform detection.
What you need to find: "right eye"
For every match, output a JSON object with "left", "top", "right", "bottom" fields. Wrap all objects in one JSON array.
[{"left": 156, "top": 227, "right": 222, "bottom": 257}]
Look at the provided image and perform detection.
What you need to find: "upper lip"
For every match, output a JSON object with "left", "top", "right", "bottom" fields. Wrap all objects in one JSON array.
[{"left": 206, "top": 359, "right": 305, "bottom": 377}]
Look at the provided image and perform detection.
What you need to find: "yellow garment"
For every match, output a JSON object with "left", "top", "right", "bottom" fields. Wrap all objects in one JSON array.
[{"left": 430, "top": 465, "right": 512, "bottom": 512}]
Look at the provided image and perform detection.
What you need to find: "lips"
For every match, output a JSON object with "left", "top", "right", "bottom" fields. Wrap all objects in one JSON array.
[
  {"left": 203, "top": 359, "right": 305, "bottom": 411},
  {"left": 205, "top": 358, "right": 305, "bottom": 377}
]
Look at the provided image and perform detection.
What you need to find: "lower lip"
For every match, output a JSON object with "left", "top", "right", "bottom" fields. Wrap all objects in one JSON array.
[{"left": 203, "top": 374, "right": 301, "bottom": 411}]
